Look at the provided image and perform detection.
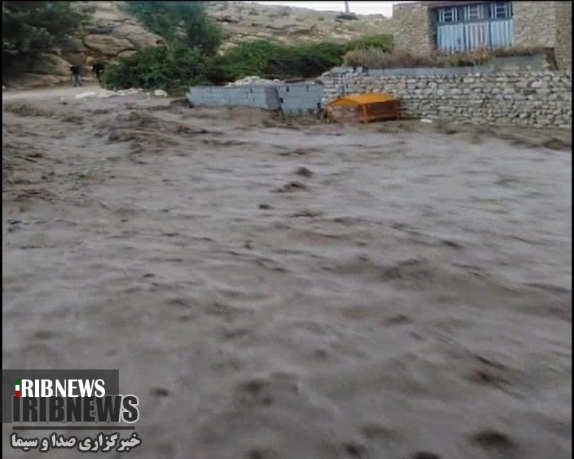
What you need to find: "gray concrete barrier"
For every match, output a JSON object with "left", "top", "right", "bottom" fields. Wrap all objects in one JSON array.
[{"left": 187, "top": 82, "right": 324, "bottom": 114}]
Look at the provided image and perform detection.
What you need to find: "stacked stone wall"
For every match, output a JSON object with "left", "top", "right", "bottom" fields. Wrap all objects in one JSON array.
[{"left": 321, "top": 70, "right": 572, "bottom": 128}]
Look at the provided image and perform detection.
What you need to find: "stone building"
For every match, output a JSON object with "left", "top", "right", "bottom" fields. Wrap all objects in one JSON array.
[{"left": 393, "top": 1, "right": 572, "bottom": 70}]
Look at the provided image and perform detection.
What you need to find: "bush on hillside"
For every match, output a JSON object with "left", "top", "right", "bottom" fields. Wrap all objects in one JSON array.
[
  {"left": 122, "top": 1, "right": 222, "bottom": 55},
  {"left": 101, "top": 45, "right": 212, "bottom": 95},
  {"left": 218, "top": 40, "right": 351, "bottom": 81},
  {"left": 101, "top": 40, "right": 341, "bottom": 94},
  {"left": 121, "top": 1, "right": 181, "bottom": 43},
  {"left": 101, "top": 34, "right": 396, "bottom": 95},
  {"left": 349, "top": 34, "right": 393, "bottom": 52},
  {"left": 213, "top": 35, "right": 393, "bottom": 81}
]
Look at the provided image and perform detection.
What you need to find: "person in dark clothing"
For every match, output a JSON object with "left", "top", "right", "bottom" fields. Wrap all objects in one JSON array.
[
  {"left": 91, "top": 62, "right": 105, "bottom": 83},
  {"left": 70, "top": 65, "right": 82, "bottom": 87}
]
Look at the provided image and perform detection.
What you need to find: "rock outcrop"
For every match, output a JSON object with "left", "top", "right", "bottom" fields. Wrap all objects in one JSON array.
[
  {"left": 206, "top": 1, "right": 396, "bottom": 50},
  {"left": 28, "top": 54, "right": 74, "bottom": 77},
  {"left": 67, "top": 1, "right": 165, "bottom": 67},
  {"left": 82, "top": 34, "right": 136, "bottom": 56},
  {"left": 5, "top": 2, "right": 165, "bottom": 89}
]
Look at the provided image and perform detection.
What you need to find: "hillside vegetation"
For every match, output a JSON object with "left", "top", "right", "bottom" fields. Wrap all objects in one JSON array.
[
  {"left": 102, "top": 1, "right": 393, "bottom": 94},
  {"left": 2, "top": 0, "right": 396, "bottom": 89}
]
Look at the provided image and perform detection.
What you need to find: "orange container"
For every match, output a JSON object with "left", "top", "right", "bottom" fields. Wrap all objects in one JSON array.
[{"left": 326, "top": 93, "right": 400, "bottom": 123}]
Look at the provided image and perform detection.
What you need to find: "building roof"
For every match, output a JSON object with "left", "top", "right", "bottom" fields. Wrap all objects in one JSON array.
[{"left": 399, "top": 0, "right": 496, "bottom": 8}]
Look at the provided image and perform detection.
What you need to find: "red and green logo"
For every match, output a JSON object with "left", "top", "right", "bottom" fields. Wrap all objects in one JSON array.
[{"left": 15, "top": 379, "right": 21, "bottom": 398}]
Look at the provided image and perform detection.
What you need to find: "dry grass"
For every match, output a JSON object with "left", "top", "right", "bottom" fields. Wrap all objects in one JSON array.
[{"left": 343, "top": 46, "right": 549, "bottom": 69}]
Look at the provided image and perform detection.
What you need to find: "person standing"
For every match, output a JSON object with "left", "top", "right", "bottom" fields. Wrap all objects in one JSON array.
[
  {"left": 91, "top": 62, "right": 105, "bottom": 83},
  {"left": 70, "top": 65, "right": 82, "bottom": 87}
]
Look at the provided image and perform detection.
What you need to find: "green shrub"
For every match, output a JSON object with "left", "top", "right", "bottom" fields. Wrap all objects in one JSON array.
[
  {"left": 103, "top": 1, "right": 226, "bottom": 94},
  {"left": 121, "top": 1, "right": 181, "bottom": 43},
  {"left": 102, "top": 35, "right": 396, "bottom": 95},
  {"left": 217, "top": 39, "right": 353, "bottom": 81},
  {"left": 298, "top": 41, "right": 353, "bottom": 75},
  {"left": 101, "top": 45, "right": 211, "bottom": 95},
  {"left": 122, "top": 1, "right": 222, "bottom": 55},
  {"left": 347, "top": 34, "right": 394, "bottom": 52}
]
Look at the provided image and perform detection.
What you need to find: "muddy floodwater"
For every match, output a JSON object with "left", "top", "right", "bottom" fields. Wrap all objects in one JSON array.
[{"left": 2, "top": 88, "right": 572, "bottom": 459}]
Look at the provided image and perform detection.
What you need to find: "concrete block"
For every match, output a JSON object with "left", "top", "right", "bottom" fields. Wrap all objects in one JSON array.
[{"left": 188, "top": 83, "right": 322, "bottom": 113}]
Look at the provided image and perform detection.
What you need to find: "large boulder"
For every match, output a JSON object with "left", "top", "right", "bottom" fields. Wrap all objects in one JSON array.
[
  {"left": 118, "top": 50, "right": 137, "bottom": 57},
  {"left": 27, "top": 54, "right": 72, "bottom": 76},
  {"left": 63, "top": 37, "right": 88, "bottom": 52},
  {"left": 83, "top": 34, "right": 135, "bottom": 56},
  {"left": 117, "top": 50, "right": 137, "bottom": 59},
  {"left": 84, "top": 21, "right": 116, "bottom": 35},
  {"left": 110, "top": 23, "right": 166, "bottom": 49}
]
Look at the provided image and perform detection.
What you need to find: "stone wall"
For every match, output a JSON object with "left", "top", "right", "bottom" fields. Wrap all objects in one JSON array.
[
  {"left": 392, "top": 2, "right": 433, "bottom": 55},
  {"left": 513, "top": 2, "right": 558, "bottom": 49},
  {"left": 320, "top": 70, "right": 572, "bottom": 128},
  {"left": 554, "top": 2, "right": 572, "bottom": 71},
  {"left": 513, "top": 0, "right": 571, "bottom": 69}
]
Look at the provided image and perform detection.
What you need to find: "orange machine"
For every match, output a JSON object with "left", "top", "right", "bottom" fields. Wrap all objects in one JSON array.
[{"left": 326, "top": 93, "right": 400, "bottom": 123}]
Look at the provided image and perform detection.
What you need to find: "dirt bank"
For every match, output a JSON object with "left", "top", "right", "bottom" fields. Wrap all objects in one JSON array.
[{"left": 2, "top": 90, "right": 571, "bottom": 459}]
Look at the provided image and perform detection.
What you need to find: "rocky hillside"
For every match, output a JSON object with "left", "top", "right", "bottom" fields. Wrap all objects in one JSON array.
[
  {"left": 4, "top": 1, "right": 397, "bottom": 89},
  {"left": 206, "top": 1, "right": 396, "bottom": 50},
  {"left": 4, "top": 2, "right": 164, "bottom": 88}
]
